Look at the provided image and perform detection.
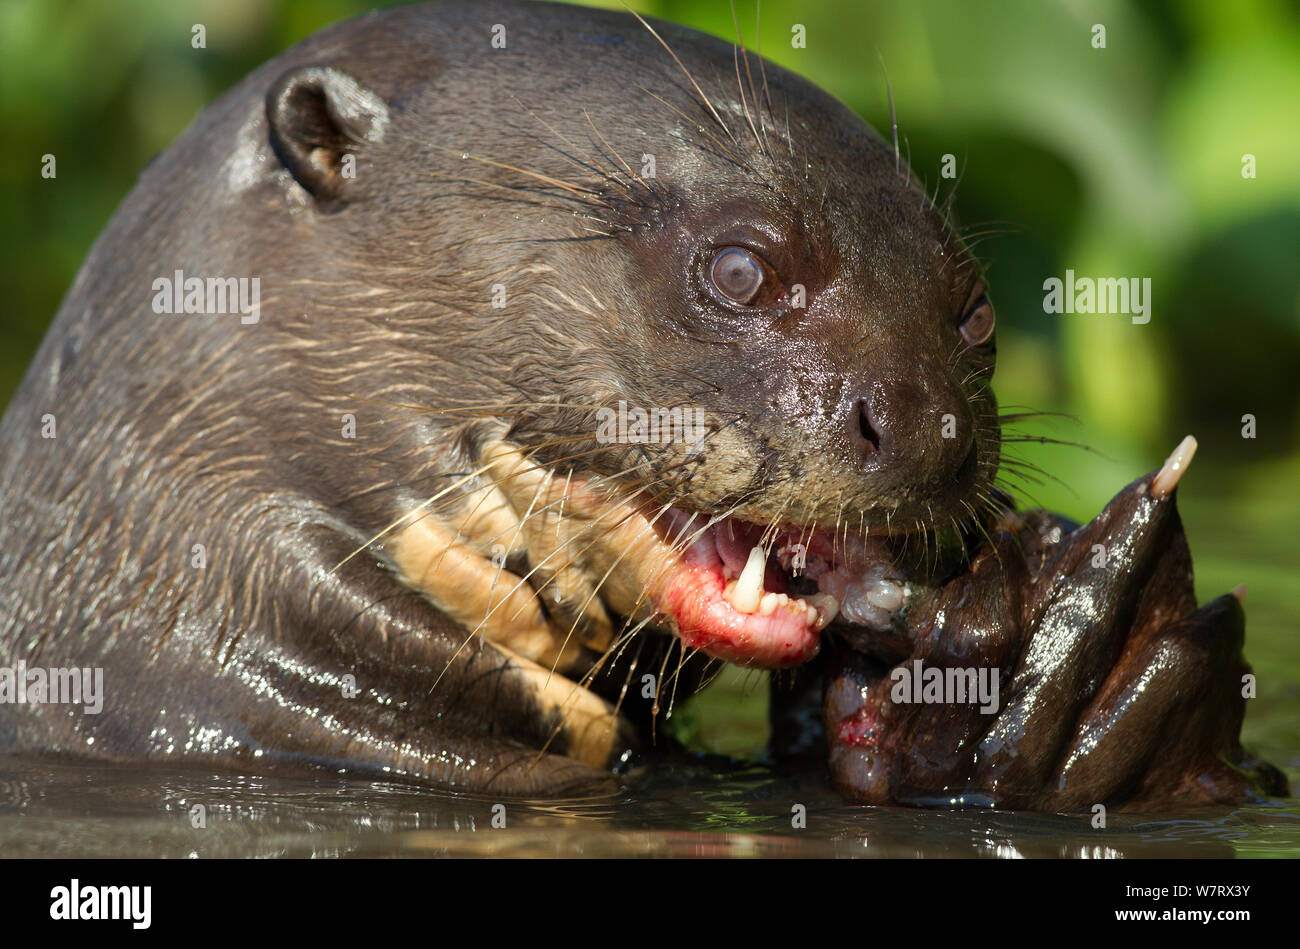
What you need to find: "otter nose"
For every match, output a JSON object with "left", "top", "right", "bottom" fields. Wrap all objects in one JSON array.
[
  {"left": 847, "top": 382, "right": 975, "bottom": 481},
  {"left": 850, "top": 397, "right": 887, "bottom": 463}
]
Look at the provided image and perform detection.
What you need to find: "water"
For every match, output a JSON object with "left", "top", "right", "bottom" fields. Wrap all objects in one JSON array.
[{"left": 2, "top": 752, "right": 1298, "bottom": 858}]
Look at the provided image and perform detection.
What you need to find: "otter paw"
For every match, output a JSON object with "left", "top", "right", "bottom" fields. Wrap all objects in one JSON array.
[{"left": 823, "top": 438, "right": 1289, "bottom": 810}]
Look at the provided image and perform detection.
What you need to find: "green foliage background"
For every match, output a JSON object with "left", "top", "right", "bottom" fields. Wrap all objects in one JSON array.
[{"left": 1, "top": 0, "right": 1297, "bottom": 770}]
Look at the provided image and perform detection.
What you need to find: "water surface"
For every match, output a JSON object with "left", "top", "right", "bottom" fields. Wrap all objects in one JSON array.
[{"left": 3, "top": 752, "right": 1297, "bottom": 858}]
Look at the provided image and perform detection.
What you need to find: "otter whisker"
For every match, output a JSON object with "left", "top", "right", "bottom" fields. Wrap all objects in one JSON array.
[
  {"left": 755, "top": 0, "right": 775, "bottom": 119},
  {"left": 693, "top": 655, "right": 727, "bottom": 695},
  {"left": 661, "top": 641, "right": 697, "bottom": 722},
  {"left": 938, "top": 146, "right": 969, "bottom": 220},
  {"left": 999, "top": 454, "right": 1079, "bottom": 499},
  {"left": 998, "top": 409, "right": 1080, "bottom": 426},
  {"left": 1001, "top": 434, "right": 1107, "bottom": 458},
  {"left": 757, "top": 479, "right": 799, "bottom": 552},
  {"left": 636, "top": 85, "right": 753, "bottom": 174},
  {"left": 874, "top": 52, "right": 900, "bottom": 178},
  {"left": 582, "top": 108, "right": 654, "bottom": 196},
  {"left": 990, "top": 474, "right": 1051, "bottom": 513},
  {"left": 423, "top": 171, "right": 616, "bottom": 221},
  {"left": 424, "top": 142, "right": 614, "bottom": 206},
  {"left": 624, "top": 4, "right": 734, "bottom": 140},
  {"left": 317, "top": 393, "right": 613, "bottom": 418},
  {"left": 958, "top": 497, "right": 1005, "bottom": 573},
  {"left": 609, "top": 630, "right": 650, "bottom": 716},
  {"left": 502, "top": 92, "right": 642, "bottom": 205},
  {"left": 735, "top": 0, "right": 772, "bottom": 155},
  {"left": 539, "top": 496, "right": 687, "bottom": 684},
  {"left": 330, "top": 460, "right": 508, "bottom": 574},
  {"left": 479, "top": 455, "right": 557, "bottom": 636},
  {"left": 400, "top": 441, "right": 644, "bottom": 637},
  {"left": 729, "top": 1, "right": 765, "bottom": 156},
  {"left": 531, "top": 621, "right": 651, "bottom": 764}
]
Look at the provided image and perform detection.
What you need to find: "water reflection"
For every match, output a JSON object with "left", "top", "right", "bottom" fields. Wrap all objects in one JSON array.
[{"left": 1, "top": 754, "right": 1296, "bottom": 858}]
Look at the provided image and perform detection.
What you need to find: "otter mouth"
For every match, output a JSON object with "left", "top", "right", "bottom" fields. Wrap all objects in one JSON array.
[
  {"left": 647, "top": 508, "right": 907, "bottom": 668},
  {"left": 395, "top": 438, "right": 917, "bottom": 676}
]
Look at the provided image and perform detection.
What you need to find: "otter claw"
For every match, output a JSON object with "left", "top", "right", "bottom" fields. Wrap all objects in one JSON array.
[
  {"left": 798, "top": 455, "right": 1289, "bottom": 811},
  {"left": 1151, "top": 433, "right": 1197, "bottom": 500}
]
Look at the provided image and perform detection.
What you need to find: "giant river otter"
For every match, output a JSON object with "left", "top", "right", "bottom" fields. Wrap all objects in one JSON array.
[{"left": 0, "top": 0, "right": 1285, "bottom": 808}]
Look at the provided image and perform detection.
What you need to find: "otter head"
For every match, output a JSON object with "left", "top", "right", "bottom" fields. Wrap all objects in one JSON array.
[{"left": 264, "top": 5, "right": 1000, "bottom": 673}]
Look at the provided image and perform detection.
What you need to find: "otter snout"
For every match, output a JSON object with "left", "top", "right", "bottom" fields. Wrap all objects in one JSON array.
[{"left": 844, "top": 377, "right": 976, "bottom": 491}]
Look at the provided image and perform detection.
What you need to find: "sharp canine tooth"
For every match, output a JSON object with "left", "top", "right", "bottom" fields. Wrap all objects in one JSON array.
[{"left": 725, "top": 545, "right": 766, "bottom": 613}]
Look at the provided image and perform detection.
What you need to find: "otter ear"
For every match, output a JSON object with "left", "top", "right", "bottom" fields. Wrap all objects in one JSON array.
[{"left": 266, "top": 65, "right": 389, "bottom": 202}]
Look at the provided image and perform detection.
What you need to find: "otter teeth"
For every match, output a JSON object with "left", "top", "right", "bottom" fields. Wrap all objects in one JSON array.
[
  {"left": 806, "top": 593, "right": 839, "bottom": 628},
  {"left": 719, "top": 544, "right": 840, "bottom": 628},
  {"left": 724, "top": 545, "right": 767, "bottom": 613}
]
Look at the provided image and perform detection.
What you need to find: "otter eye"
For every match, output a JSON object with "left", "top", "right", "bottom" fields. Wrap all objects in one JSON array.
[
  {"left": 960, "top": 296, "right": 995, "bottom": 346},
  {"left": 707, "top": 246, "right": 767, "bottom": 305}
]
